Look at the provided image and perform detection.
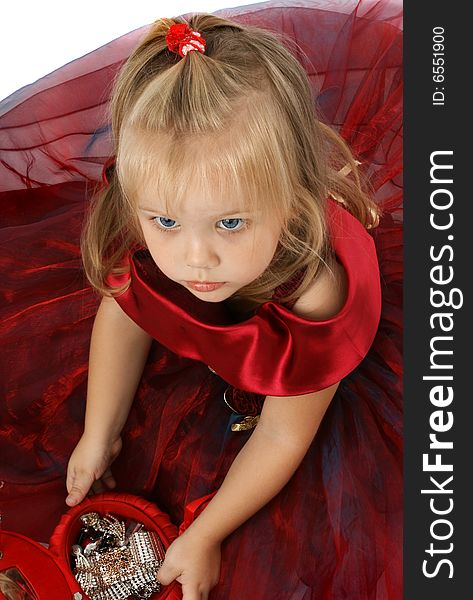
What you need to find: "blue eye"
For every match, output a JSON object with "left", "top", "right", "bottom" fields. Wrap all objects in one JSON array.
[
  {"left": 218, "top": 218, "right": 245, "bottom": 231},
  {"left": 154, "top": 216, "right": 178, "bottom": 229}
]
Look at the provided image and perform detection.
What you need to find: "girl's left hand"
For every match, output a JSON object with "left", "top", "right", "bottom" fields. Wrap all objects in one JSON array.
[{"left": 156, "top": 529, "right": 222, "bottom": 599}]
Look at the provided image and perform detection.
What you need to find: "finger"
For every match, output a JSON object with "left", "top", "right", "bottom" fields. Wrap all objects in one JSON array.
[
  {"left": 156, "top": 564, "right": 181, "bottom": 587},
  {"left": 66, "top": 472, "right": 94, "bottom": 506},
  {"left": 180, "top": 582, "right": 203, "bottom": 600}
]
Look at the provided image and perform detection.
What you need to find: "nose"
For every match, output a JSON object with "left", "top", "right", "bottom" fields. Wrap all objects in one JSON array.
[{"left": 184, "top": 236, "right": 220, "bottom": 270}]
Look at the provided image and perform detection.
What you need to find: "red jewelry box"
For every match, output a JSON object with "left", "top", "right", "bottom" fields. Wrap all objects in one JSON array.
[{"left": 0, "top": 491, "right": 215, "bottom": 600}]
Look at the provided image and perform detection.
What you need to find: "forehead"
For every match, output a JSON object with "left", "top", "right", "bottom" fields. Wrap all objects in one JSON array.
[{"left": 117, "top": 126, "right": 268, "bottom": 215}]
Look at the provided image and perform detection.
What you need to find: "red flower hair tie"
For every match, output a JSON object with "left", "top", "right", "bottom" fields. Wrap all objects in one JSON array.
[{"left": 165, "top": 23, "right": 206, "bottom": 58}]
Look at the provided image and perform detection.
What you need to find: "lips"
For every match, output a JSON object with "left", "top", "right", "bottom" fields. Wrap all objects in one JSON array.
[{"left": 185, "top": 281, "right": 225, "bottom": 292}]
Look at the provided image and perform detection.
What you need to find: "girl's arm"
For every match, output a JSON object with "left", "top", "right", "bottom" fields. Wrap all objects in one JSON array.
[
  {"left": 184, "top": 381, "right": 339, "bottom": 544},
  {"left": 156, "top": 383, "right": 339, "bottom": 598},
  {"left": 83, "top": 295, "right": 153, "bottom": 443},
  {"left": 66, "top": 296, "right": 153, "bottom": 505}
]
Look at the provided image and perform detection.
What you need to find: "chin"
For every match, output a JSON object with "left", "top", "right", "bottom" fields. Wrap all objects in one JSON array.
[{"left": 188, "top": 289, "right": 231, "bottom": 303}]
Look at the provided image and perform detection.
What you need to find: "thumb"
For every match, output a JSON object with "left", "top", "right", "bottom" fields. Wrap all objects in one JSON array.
[
  {"left": 66, "top": 472, "right": 94, "bottom": 506},
  {"left": 156, "top": 562, "right": 181, "bottom": 587}
]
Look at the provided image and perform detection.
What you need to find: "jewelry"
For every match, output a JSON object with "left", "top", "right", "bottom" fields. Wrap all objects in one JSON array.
[
  {"left": 72, "top": 512, "right": 165, "bottom": 600},
  {"left": 223, "top": 386, "right": 239, "bottom": 414},
  {"left": 223, "top": 387, "right": 261, "bottom": 431},
  {"left": 231, "top": 415, "right": 260, "bottom": 431}
]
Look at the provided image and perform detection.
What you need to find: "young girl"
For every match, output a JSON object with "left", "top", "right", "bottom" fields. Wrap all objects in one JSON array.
[
  {"left": 62, "top": 11, "right": 400, "bottom": 600},
  {"left": 0, "top": 2, "right": 402, "bottom": 599}
]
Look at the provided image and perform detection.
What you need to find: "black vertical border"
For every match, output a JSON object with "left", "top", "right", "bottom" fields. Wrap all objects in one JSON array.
[{"left": 404, "top": 1, "right": 470, "bottom": 597}]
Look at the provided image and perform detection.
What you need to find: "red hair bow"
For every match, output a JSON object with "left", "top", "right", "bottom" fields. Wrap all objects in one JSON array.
[{"left": 165, "top": 23, "right": 206, "bottom": 58}]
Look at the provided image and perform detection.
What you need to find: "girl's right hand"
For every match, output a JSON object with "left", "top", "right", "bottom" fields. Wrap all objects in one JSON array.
[{"left": 65, "top": 434, "right": 123, "bottom": 507}]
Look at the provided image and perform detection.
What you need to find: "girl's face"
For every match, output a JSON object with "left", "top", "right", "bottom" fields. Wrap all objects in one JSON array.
[{"left": 136, "top": 187, "right": 282, "bottom": 302}]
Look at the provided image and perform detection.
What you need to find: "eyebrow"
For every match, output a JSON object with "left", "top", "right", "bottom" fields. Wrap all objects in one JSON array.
[{"left": 138, "top": 206, "right": 253, "bottom": 217}]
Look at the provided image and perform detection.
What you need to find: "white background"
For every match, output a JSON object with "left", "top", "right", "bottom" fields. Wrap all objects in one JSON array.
[{"left": 0, "top": 0, "right": 259, "bottom": 102}]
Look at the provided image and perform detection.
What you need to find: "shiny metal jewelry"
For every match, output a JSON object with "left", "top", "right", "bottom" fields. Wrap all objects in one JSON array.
[
  {"left": 72, "top": 512, "right": 165, "bottom": 600},
  {"left": 223, "top": 387, "right": 261, "bottom": 431}
]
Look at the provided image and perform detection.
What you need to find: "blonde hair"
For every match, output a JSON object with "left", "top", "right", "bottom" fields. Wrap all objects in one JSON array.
[{"left": 82, "top": 13, "right": 380, "bottom": 312}]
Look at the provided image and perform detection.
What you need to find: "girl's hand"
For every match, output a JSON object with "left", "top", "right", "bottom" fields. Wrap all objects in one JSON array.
[
  {"left": 65, "top": 434, "right": 122, "bottom": 506},
  {"left": 156, "top": 530, "right": 221, "bottom": 600}
]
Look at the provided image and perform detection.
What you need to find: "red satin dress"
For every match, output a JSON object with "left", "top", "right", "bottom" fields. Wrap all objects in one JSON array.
[{"left": 0, "top": 1, "right": 402, "bottom": 599}]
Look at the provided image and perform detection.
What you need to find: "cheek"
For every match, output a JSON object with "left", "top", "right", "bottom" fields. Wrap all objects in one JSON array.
[
  {"left": 146, "top": 247, "right": 178, "bottom": 282},
  {"left": 254, "top": 225, "right": 281, "bottom": 257},
  {"left": 244, "top": 231, "right": 280, "bottom": 269},
  {"left": 140, "top": 226, "right": 174, "bottom": 266}
]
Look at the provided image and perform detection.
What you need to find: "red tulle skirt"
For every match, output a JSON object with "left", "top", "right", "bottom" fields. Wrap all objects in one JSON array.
[{"left": 0, "top": 1, "right": 403, "bottom": 598}]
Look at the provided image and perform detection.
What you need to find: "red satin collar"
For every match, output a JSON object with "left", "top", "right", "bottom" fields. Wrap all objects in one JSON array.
[{"left": 107, "top": 199, "right": 381, "bottom": 396}]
